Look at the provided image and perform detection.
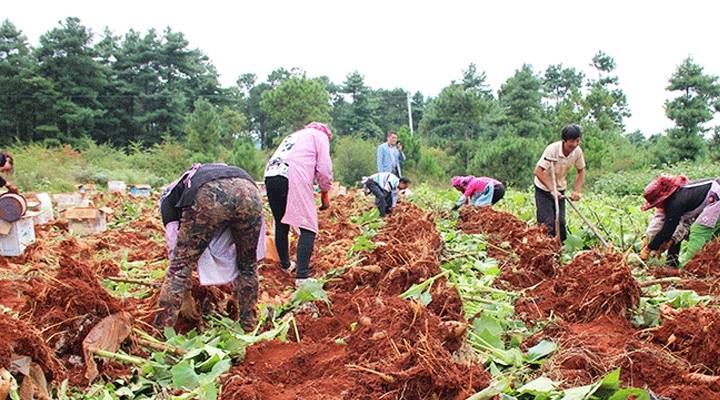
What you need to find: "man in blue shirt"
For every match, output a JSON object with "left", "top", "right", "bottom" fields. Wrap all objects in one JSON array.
[{"left": 376, "top": 131, "right": 406, "bottom": 176}]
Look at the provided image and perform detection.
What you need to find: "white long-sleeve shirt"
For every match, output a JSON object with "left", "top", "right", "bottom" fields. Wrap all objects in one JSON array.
[{"left": 363, "top": 172, "right": 400, "bottom": 207}]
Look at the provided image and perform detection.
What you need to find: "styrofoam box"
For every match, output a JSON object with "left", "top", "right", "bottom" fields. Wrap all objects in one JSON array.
[
  {"left": 0, "top": 215, "right": 36, "bottom": 257},
  {"left": 53, "top": 193, "right": 89, "bottom": 211},
  {"left": 108, "top": 181, "right": 127, "bottom": 193},
  {"left": 30, "top": 209, "right": 53, "bottom": 225}
]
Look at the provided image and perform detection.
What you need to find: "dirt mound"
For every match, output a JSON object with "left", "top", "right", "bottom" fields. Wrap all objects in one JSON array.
[
  {"left": 458, "top": 207, "right": 559, "bottom": 289},
  {"left": 649, "top": 306, "right": 720, "bottom": 375},
  {"left": 684, "top": 238, "right": 720, "bottom": 277},
  {"left": 312, "top": 194, "right": 364, "bottom": 275},
  {"left": 343, "top": 296, "right": 482, "bottom": 394},
  {"left": 618, "top": 348, "right": 720, "bottom": 400},
  {"left": 10, "top": 229, "right": 74, "bottom": 267},
  {"left": 646, "top": 264, "right": 720, "bottom": 297},
  {"left": 224, "top": 294, "right": 486, "bottom": 400},
  {"left": 458, "top": 206, "right": 531, "bottom": 236},
  {"left": 533, "top": 316, "right": 639, "bottom": 386},
  {"left": 515, "top": 252, "right": 640, "bottom": 323},
  {"left": 678, "top": 278, "right": 720, "bottom": 297},
  {"left": 427, "top": 281, "right": 466, "bottom": 323},
  {"left": 530, "top": 315, "right": 720, "bottom": 398},
  {"left": 0, "top": 313, "right": 65, "bottom": 381},
  {"left": 36, "top": 220, "right": 69, "bottom": 234},
  {"left": 257, "top": 265, "right": 294, "bottom": 305},
  {"left": 23, "top": 255, "right": 124, "bottom": 356},
  {"left": 337, "top": 203, "right": 442, "bottom": 296},
  {"left": 93, "top": 258, "right": 122, "bottom": 277},
  {"left": 223, "top": 200, "right": 488, "bottom": 400},
  {"left": 222, "top": 339, "right": 351, "bottom": 400}
]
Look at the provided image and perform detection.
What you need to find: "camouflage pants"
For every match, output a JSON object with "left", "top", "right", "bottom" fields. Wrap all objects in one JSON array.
[{"left": 154, "top": 178, "right": 262, "bottom": 331}]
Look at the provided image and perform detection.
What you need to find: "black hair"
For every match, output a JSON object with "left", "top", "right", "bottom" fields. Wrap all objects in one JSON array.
[
  {"left": 399, "top": 177, "right": 411, "bottom": 185},
  {"left": 0, "top": 152, "right": 12, "bottom": 173},
  {"left": 561, "top": 124, "right": 582, "bottom": 141}
]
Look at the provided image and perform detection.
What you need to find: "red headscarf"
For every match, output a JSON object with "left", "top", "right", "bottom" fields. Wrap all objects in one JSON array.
[{"left": 641, "top": 175, "right": 689, "bottom": 211}]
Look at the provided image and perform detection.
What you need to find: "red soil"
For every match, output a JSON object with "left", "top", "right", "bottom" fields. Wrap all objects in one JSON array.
[
  {"left": 458, "top": 207, "right": 559, "bottom": 289},
  {"left": 685, "top": 238, "right": 720, "bottom": 278},
  {"left": 650, "top": 306, "right": 720, "bottom": 375},
  {"left": 0, "top": 313, "right": 65, "bottom": 381},
  {"left": 515, "top": 251, "right": 640, "bottom": 323},
  {"left": 222, "top": 202, "right": 489, "bottom": 400}
]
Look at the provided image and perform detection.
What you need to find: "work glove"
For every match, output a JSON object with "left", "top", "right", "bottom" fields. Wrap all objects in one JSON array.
[
  {"left": 648, "top": 241, "right": 673, "bottom": 258},
  {"left": 153, "top": 277, "right": 184, "bottom": 329},
  {"left": 657, "top": 240, "right": 673, "bottom": 253},
  {"left": 319, "top": 191, "right": 330, "bottom": 210}
]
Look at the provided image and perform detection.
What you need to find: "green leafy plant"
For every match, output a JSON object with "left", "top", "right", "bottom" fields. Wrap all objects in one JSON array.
[
  {"left": 632, "top": 286, "right": 711, "bottom": 327},
  {"left": 399, "top": 270, "right": 451, "bottom": 306}
]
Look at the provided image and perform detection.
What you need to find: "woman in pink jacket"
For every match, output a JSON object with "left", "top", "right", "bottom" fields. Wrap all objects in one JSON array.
[
  {"left": 451, "top": 175, "right": 505, "bottom": 210},
  {"left": 264, "top": 122, "right": 333, "bottom": 287}
]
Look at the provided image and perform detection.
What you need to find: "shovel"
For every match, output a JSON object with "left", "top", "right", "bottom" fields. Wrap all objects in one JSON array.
[
  {"left": 566, "top": 198, "right": 611, "bottom": 249},
  {"left": 545, "top": 157, "right": 561, "bottom": 241}
]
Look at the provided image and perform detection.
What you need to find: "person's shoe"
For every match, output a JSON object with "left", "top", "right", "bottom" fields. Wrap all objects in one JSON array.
[{"left": 281, "top": 261, "right": 296, "bottom": 275}]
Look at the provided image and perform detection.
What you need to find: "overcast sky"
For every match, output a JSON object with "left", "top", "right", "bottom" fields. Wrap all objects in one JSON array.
[{"left": 6, "top": 0, "right": 719, "bottom": 136}]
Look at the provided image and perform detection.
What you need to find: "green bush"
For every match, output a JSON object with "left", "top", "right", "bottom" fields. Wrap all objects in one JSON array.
[
  {"left": 8, "top": 143, "right": 86, "bottom": 192},
  {"left": 581, "top": 125, "right": 649, "bottom": 175},
  {"left": 332, "top": 135, "right": 376, "bottom": 187},
  {"left": 227, "top": 138, "right": 266, "bottom": 180},
  {"left": 592, "top": 160, "right": 720, "bottom": 195},
  {"left": 407, "top": 146, "right": 454, "bottom": 186},
  {"left": 129, "top": 138, "right": 192, "bottom": 181},
  {"left": 7, "top": 138, "right": 212, "bottom": 192},
  {"left": 469, "top": 136, "right": 544, "bottom": 188},
  {"left": 396, "top": 127, "right": 420, "bottom": 170}
]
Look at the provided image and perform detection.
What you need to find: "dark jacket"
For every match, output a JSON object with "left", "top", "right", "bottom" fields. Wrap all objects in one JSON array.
[
  {"left": 160, "top": 164, "right": 254, "bottom": 226},
  {"left": 648, "top": 179, "right": 713, "bottom": 250}
]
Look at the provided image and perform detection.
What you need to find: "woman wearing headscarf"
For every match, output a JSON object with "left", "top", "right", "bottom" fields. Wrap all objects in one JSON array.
[
  {"left": 640, "top": 174, "right": 720, "bottom": 267},
  {"left": 451, "top": 175, "right": 505, "bottom": 210},
  {"left": 264, "top": 122, "right": 333, "bottom": 287}
]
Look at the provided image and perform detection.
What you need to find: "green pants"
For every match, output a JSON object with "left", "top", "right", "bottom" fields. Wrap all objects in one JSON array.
[{"left": 680, "top": 219, "right": 720, "bottom": 266}]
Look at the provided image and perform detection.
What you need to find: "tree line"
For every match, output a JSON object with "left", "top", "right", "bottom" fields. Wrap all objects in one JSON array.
[{"left": 1, "top": 17, "right": 719, "bottom": 186}]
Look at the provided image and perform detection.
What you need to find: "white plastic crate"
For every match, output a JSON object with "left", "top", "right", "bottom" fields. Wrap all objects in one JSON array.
[{"left": 0, "top": 215, "right": 36, "bottom": 257}]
